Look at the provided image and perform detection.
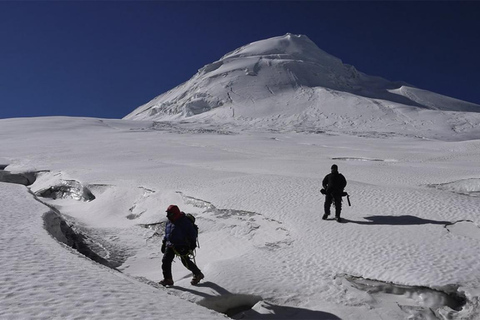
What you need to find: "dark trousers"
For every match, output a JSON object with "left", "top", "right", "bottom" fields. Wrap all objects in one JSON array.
[
  {"left": 162, "top": 246, "right": 201, "bottom": 280},
  {"left": 324, "top": 194, "right": 342, "bottom": 218}
]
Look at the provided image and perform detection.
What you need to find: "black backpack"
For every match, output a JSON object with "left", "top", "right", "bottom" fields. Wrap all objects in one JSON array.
[{"left": 186, "top": 213, "right": 199, "bottom": 249}]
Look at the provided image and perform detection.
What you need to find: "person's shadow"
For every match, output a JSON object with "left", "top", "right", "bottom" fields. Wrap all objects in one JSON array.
[
  {"left": 172, "top": 281, "right": 341, "bottom": 319},
  {"left": 343, "top": 215, "right": 452, "bottom": 226}
]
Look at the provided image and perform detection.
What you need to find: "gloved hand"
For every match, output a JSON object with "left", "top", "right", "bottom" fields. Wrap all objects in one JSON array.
[{"left": 161, "top": 240, "right": 166, "bottom": 253}]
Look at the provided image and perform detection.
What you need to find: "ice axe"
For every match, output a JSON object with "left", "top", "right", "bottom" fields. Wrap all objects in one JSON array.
[{"left": 343, "top": 192, "right": 351, "bottom": 206}]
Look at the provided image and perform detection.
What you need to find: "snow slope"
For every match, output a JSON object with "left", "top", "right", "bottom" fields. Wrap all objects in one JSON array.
[
  {"left": 125, "top": 34, "right": 480, "bottom": 141},
  {"left": 0, "top": 170, "right": 225, "bottom": 320},
  {"left": 1, "top": 116, "right": 480, "bottom": 319}
]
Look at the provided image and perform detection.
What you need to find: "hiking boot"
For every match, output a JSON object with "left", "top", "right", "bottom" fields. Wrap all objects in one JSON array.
[
  {"left": 159, "top": 278, "right": 174, "bottom": 286},
  {"left": 191, "top": 273, "right": 204, "bottom": 285},
  {"left": 322, "top": 214, "right": 329, "bottom": 220},
  {"left": 336, "top": 217, "right": 343, "bottom": 223}
]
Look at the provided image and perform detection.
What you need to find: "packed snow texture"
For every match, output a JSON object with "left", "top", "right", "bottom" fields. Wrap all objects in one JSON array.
[
  {"left": 1, "top": 116, "right": 480, "bottom": 319},
  {"left": 125, "top": 34, "right": 480, "bottom": 141}
]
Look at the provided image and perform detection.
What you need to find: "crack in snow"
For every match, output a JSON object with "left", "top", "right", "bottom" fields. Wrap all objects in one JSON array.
[{"left": 342, "top": 275, "right": 468, "bottom": 320}]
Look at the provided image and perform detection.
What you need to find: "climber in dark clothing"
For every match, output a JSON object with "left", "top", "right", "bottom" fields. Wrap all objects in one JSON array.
[
  {"left": 159, "top": 205, "right": 204, "bottom": 286},
  {"left": 321, "top": 164, "right": 347, "bottom": 222}
]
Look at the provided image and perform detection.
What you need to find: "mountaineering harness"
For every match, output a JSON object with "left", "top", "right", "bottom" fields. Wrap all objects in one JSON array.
[
  {"left": 321, "top": 189, "right": 352, "bottom": 207},
  {"left": 173, "top": 246, "right": 198, "bottom": 266}
]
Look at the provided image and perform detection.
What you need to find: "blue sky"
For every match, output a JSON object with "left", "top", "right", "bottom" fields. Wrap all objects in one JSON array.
[{"left": 1, "top": 1, "right": 479, "bottom": 119}]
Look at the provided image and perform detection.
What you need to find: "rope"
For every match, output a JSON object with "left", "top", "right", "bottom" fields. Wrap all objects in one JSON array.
[{"left": 172, "top": 247, "right": 197, "bottom": 266}]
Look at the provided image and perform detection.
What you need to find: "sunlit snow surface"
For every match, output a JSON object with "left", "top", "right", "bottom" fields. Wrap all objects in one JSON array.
[{"left": 1, "top": 116, "right": 480, "bottom": 319}]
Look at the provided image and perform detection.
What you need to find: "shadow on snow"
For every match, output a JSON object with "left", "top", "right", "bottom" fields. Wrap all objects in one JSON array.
[
  {"left": 172, "top": 281, "right": 340, "bottom": 319},
  {"left": 343, "top": 215, "right": 452, "bottom": 226}
]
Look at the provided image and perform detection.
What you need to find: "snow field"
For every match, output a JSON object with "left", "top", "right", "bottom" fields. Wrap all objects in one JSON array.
[
  {"left": 1, "top": 117, "right": 480, "bottom": 319},
  {"left": 0, "top": 183, "right": 225, "bottom": 319}
]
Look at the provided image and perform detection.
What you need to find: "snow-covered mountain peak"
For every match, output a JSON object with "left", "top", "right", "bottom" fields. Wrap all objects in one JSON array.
[
  {"left": 124, "top": 33, "right": 365, "bottom": 121},
  {"left": 195, "top": 33, "right": 358, "bottom": 87},
  {"left": 125, "top": 34, "right": 480, "bottom": 140}
]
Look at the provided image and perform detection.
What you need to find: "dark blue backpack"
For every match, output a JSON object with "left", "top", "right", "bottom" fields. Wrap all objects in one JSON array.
[{"left": 186, "top": 213, "right": 199, "bottom": 249}]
